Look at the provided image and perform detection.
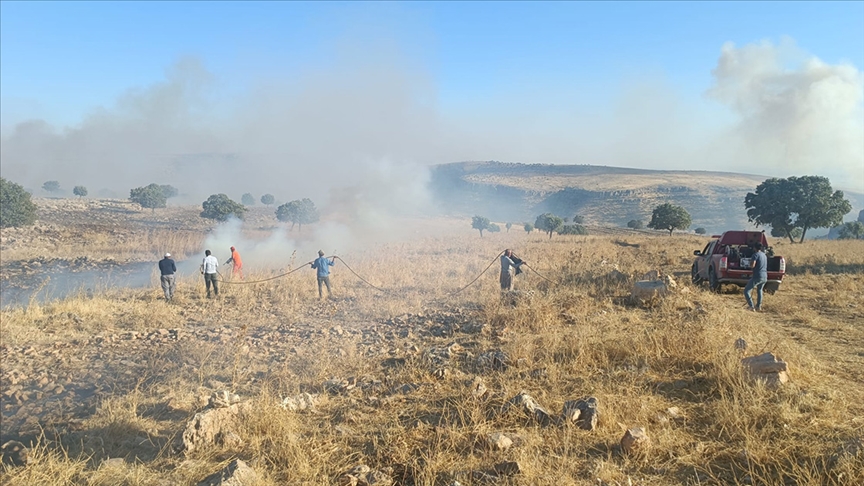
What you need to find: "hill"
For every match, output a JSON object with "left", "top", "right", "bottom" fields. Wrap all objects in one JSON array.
[{"left": 429, "top": 162, "right": 864, "bottom": 234}]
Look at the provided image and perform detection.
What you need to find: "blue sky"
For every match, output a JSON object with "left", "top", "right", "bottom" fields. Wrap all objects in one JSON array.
[{"left": 1, "top": 1, "right": 863, "bottom": 193}]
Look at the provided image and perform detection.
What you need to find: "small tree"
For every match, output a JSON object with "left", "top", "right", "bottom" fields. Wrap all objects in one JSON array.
[
  {"left": 201, "top": 194, "right": 247, "bottom": 221},
  {"left": 572, "top": 215, "right": 585, "bottom": 224},
  {"left": 471, "top": 216, "right": 491, "bottom": 237},
  {"left": 276, "top": 198, "right": 319, "bottom": 230},
  {"left": 535, "top": 213, "right": 564, "bottom": 239},
  {"left": 838, "top": 221, "right": 864, "bottom": 240},
  {"left": 73, "top": 186, "right": 88, "bottom": 198},
  {"left": 627, "top": 219, "right": 644, "bottom": 229},
  {"left": 558, "top": 224, "right": 588, "bottom": 235},
  {"left": 648, "top": 203, "right": 691, "bottom": 236},
  {"left": 505, "top": 222, "right": 512, "bottom": 232},
  {"left": 42, "top": 180, "right": 61, "bottom": 193},
  {"left": 694, "top": 227, "right": 706, "bottom": 235},
  {"left": 487, "top": 223, "right": 501, "bottom": 233},
  {"left": 129, "top": 183, "right": 167, "bottom": 212},
  {"left": 1, "top": 177, "right": 38, "bottom": 228},
  {"left": 261, "top": 194, "right": 275, "bottom": 206},
  {"left": 524, "top": 223, "right": 534, "bottom": 233},
  {"left": 241, "top": 193, "right": 256, "bottom": 206}
]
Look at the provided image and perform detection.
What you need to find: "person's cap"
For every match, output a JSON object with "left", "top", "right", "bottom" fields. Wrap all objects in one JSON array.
[
  {"left": 318, "top": 250, "right": 325, "bottom": 256},
  {"left": 164, "top": 253, "right": 171, "bottom": 258}
]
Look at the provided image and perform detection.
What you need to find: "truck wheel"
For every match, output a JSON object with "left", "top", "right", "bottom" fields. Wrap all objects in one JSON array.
[
  {"left": 691, "top": 264, "right": 702, "bottom": 284},
  {"left": 708, "top": 268, "right": 720, "bottom": 292}
]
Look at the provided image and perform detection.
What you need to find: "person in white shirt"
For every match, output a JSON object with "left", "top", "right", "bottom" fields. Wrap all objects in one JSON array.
[{"left": 200, "top": 249, "right": 220, "bottom": 298}]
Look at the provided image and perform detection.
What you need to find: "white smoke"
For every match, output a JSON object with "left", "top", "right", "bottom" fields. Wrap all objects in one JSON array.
[{"left": 707, "top": 39, "right": 864, "bottom": 191}]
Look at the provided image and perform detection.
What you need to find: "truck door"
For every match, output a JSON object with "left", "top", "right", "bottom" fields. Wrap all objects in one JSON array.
[{"left": 698, "top": 241, "right": 715, "bottom": 276}]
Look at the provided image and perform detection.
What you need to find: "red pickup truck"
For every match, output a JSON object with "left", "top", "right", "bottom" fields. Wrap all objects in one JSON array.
[{"left": 691, "top": 231, "right": 786, "bottom": 293}]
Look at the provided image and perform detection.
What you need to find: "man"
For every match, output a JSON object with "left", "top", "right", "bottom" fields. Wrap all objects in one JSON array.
[
  {"left": 500, "top": 249, "right": 524, "bottom": 291},
  {"left": 200, "top": 249, "right": 219, "bottom": 298},
  {"left": 225, "top": 246, "right": 243, "bottom": 279},
  {"left": 310, "top": 250, "right": 335, "bottom": 299},
  {"left": 744, "top": 242, "right": 768, "bottom": 311},
  {"left": 158, "top": 252, "right": 177, "bottom": 301}
]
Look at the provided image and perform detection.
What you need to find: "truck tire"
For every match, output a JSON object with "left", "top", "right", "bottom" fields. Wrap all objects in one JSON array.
[
  {"left": 708, "top": 268, "right": 720, "bottom": 292},
  {"left": 691, "top": 264, "right": 702, "bottom": 284}
]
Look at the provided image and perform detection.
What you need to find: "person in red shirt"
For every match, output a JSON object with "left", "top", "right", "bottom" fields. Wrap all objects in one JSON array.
[{"left": 225, "top": 246, "right": 244, "bottom": 279}]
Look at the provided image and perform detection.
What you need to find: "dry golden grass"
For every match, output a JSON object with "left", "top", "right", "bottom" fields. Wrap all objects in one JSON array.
[{"left": 2, "top": 224, "right": 863, "bottom": 485}]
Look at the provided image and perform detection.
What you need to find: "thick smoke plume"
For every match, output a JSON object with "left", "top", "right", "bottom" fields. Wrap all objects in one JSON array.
[{"left": 707, "top": 39, "right": 864, "bottom": 191}]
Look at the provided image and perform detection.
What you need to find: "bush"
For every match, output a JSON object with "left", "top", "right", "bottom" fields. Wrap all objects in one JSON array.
[
  {"left": 241, "top": 193, "right": 256, "bottom": 206},
  {"left": 129, "top": 183, "right": 167, "bottom": 212},
  {"left": 571, "top": 215, "right": 585, "bottom": 224},
  {"left": 627, "top": 219, "right": 644, "bottom": 229},
  {"left": 837, "top": 221, "right": 864, "bottom": 240},
  {"left": 1, "top": 178, "right": 38, "bottom": 228},
  {"left": 261, "top": 194, "right": 275, "bottom": 206},
  {"left": 487, "top": 223, "right": 501, "bottom": 233},
  {"left": 42, "top": 180, "right": 61, "bottom": 193},
  {"left": 695, "top": 227, "right": 706, "bottom": 235},
  {"left": 524, "top": 223, "right": 534, "bottom": 233},
  {"left": 73, "top": 186, "right": 88, "bottom": 198},
  {"left": 201, "top": 194, "right": 247, "bottom": 221},
  {"left": 276, "top": 198, "right": 319, "bottom": 230},
  {"left": 558, "top": 224, "right": 588, "bottom": 235}
]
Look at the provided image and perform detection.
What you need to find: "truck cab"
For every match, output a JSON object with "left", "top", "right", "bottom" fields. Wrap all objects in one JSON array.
[{"left": 691, "top": 231, "right": 785, "bottom": 293}]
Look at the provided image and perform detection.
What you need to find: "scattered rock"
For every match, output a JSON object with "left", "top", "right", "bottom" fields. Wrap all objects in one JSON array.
[
  {"left": 208, "top": 390, "right": 241, "bottom": 409},
  {"left": 631, "top": 280, "right": 672, "bottom": 303},
  {"left": 504, "top": 391, "right": 554, "bottom": 426},
  {"left": 101, "top": 457, "right": 126, "bottom": 468},
  {"left": 1, "top": 440, "right": 29, "bottom": 467},
  {"left": 486, "top": 432, "right": 513, "bottom": 451},
  {"left": 197, "top": 459, "right": 257, "bottom": 486},
  {"left": 621, "top": 427, "right": 651, "bottom": 454},
  {"left": 338, "top": 464, "right": 394, "bottom": 486},
  {"left": 562, "top": 397, "right": 599, "bottom": 430},
  {"left": 493, "top": 461, "right": 522, "bottom": 476},
  {"left": 469, "top": 377, "right": 488, "bottom": 399},
  {"left": 741, "top": 352, "right": 789, "bottom": 387},
  {"left": 477, "top": 350, "right": 510, "bottom": 372},
  {"left": 325, "top": 377, "right": 357, "bottom": 394},
  {"left": 280, "top": 393, "right": 319, "bottom": 412},
  {"left": 735, "top": 338, "right": 748, "bottom": 351},
  {"left": 641, "top": 270, "right": 661, "bottom": 280},
  {"left": 183, "top": 402, "right": 250, "bottom": 453}
]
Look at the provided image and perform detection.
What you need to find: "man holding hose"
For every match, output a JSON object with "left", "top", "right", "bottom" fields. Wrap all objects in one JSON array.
[{"left": 311, "top": 250, "right": 335, "bottom": 299}]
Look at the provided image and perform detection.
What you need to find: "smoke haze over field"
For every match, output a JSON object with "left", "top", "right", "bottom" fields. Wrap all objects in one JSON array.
[{"left": 1, "top": 36, "right": 862, "bottom": 208}]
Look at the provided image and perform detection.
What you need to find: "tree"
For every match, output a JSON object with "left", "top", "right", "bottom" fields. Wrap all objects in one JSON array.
[
  {"left": 770, "top": 225, "right": 802, "bottom": 241},
  {"left": 160, "top": 185, "right": 179, "bottom": 200},
  {"left": 276, "top": 198, "right": 319, "bottom": 230},
  {"left": 694, "top": 227, "right": 706, "bottom": 235},
  {"left": 73, "top": 186, "right": 88, "bottom": 198},
  {"left": 505, "top": 222, "right": 512, "bottom": 232},
  {"left": 571, "top": 215, "right": 585, "bottom": 224},
  {"left": 471, "top": 216, "right": 491, "bottom": 237},
  {"left": 201, "top": 194, "right": 247, "bottom": 221},
  {"left": 648, "top": 203, "right": 691, "bottom": 236},
  {"left": 627, "top": 219, "right": 644, "bottom": 229},
  {"left": 241, "top": 193, "right": 256, "bottom": 206},
  {"left": 524, "top": 223, "right": 534, "bottom": 233},
  {"left": 558, "top": 224, "right": 588, "bottom": 235},
  {"left": 837, "top": 221, "right": 864, "bottom": 240},
  {"left": 859, "top": 210, "right": 864, "bottom": 223},
  {"left": 261, "top": 194, "right": 275, "bottom": 206},
  {"left": 129, "top": 183, "right": 167, "bottom": 212},
  {"left": 487, "top": 223, "right": 501, "bottom": 233},
  {"left": 1, "top": 178, "right": 38, "bottom": 228},
  {"left": 42, "top": 180, "right": 61, "bottom": 193},
  {"left": 535, "top": 213, "right": 564, "bottom": 239},
  {"left": 745, "top": 176, "right": 851, "bottom": 243}
]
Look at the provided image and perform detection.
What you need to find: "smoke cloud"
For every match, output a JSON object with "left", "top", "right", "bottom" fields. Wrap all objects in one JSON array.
[{"left": 707, "top": 39, "right": 864, "bottom": 191}]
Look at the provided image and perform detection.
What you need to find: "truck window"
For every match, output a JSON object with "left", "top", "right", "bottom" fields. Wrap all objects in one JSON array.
[{"left": 703, "top": 242, "right": 715, "bottom": 255}]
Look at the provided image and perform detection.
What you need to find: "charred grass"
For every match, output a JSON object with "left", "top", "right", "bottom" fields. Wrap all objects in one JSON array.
[{"left": 1, "top": 227, "right": 863, "bottom": 485}]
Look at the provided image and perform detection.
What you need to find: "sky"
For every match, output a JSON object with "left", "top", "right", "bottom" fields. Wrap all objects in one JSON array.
[{"left": 1, "top": 1, "right": 863, "bottom": 198}]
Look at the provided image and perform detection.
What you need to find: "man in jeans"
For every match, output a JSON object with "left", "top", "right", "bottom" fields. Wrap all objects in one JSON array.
[
  {"left": 310, "top": 250, "right": 335, "bottom": 299},
  {"left": 744, "top": 242, "right": 768, "bottom": 311},
  {"left": 500, "top": 249, "right": 524, "bottom": 291},
  {"left": 200, "top": 249, "right": 219, "bottom": 298},
  {"left": 158, "top": 252, "right": 177, "bottom": 301}
]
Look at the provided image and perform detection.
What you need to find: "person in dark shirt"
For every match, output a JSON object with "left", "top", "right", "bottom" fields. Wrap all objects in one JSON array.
[
  {"left": 744, "top": 243, "right": 768, "bottom": 311},
  {"left": 158, "top": 253, "right": 177, "bottom": 301}
]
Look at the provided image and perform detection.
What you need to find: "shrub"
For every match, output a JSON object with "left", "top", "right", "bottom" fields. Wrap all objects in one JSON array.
[
  {"left": 558, "top": 224, "right": 588, "bottom": 235},
  {"left": 276, "top": 198, "right": 319, "bottom": 230},
  {"left": 524, "top": 223, "right": 534, "bottom": 233},
  {"left": 201, "top": 194, "right": 247, "bottom": 221},
  {"left": 241, "top": 193, "right": 256, "bottom": 206},
  {"left": 487, "top": 223, "right": 501, "bottom": 233},
  {"left": 261, "top": 194, "right": 275, "bottom": 206},
  {"left": 42, "top": 180, "right": 61, "bottom": 193},
  {"left": 73, "top": 186, "right": 88, "bottom": 198},
  {"left": 837, "top": 221, "right": 864, "bottom": 240},
  {"left": 129, "top": 183, "right": 167, "bottom": 212},
  {"left": 535, "top": 213, "right": 564, "bottom": 239},
  {"left": 571, "top": 215, "right": 585, "bottom": 224},
  {"left": 0, "top": 178, "right": 38, "bottom": 228},
  {"left": 471, "top": 216, "right": 491, "bottom": 237},
  {"left": 695, "top": 227, "right": 706, "bottom": 235},
  {"left": 627, "top": 219, "right": 644, "bottom": 229}
]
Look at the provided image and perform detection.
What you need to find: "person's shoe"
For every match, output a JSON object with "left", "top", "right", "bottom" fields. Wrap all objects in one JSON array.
[{"left": 755, "top": 307, "right": 762, "bottom": 312}]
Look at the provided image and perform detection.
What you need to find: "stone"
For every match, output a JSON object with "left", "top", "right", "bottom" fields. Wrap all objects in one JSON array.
[
  {"left": 735, "top": 338, "right": 748, "bottom": 351},
  {"left": 208, "top": 390, "right": 241, "bottom": 409},
  {"left": 621, "top": 427, "right": 651, "bottom": 454},
  {"left": 280, "top": 393, "right": 319, "bottom": 412},
  {"left": 486, "top": 432, "right": 513, "bottom": 451},
  {"left": 493, "top": 461, "right": 522, "bottom": 476},
  {"left": 641, "top": 270, "right": 661, "bottom": 281},
  {"left": 1, "top": 440, "right": 29, "bottom": 467},
  {"left": 504, "top": 391, "right": 554, "bottom": 426},
  {"left": 325, "top": 378, "right": 356, "bottom": 394},
  {"left": 469, "top": 377, "right": 488, "bottom": 399},
  {"left": 183, "top": 402, "right": 250, "bottom": 453},
  {"left": 741, "top": 353, "right": 789, "bottom": 387},
  {"left": 101, "top": 457, "right": 126, "bottom": 468},
  {"left": 476, "top": 350, "right": 510, "bottom": 372},
  {"left": 338, "top": 464, "right": 394, "bottom": 486},
  {"left": 562, "top": 397, "right": 599, "bottom": 430},
  {"left": 197, "top": 459, "right": 257, "bottom": 486}
]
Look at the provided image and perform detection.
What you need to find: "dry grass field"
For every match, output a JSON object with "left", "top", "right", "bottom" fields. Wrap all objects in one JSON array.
[{"left": 1, "top": 203, "right": 863, "bottom": 485}]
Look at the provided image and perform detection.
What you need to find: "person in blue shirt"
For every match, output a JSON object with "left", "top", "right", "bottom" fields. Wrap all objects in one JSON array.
[
  {"left": 311, "top": 250, "right": 336, "bottom": 299},
  {"left": 744, "top": 242, "right": 768, "bottom": 311}
]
